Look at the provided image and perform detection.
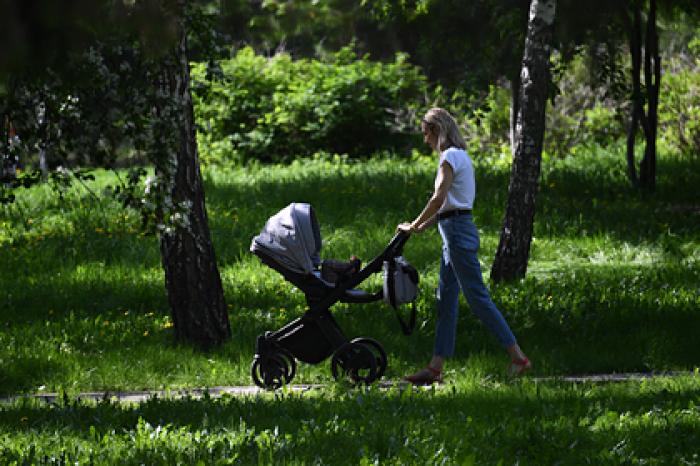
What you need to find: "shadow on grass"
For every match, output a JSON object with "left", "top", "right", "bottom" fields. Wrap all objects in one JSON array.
[
  {"left": 1, "top": 263, "right": 167, "bottom": 322},
  {"left": 4, "top": 154, "right": 697, "bottom": 319},
  {"left": 1, "top": 379, "right": 699, "bottom": 464},
  {"left": 4, "top": 152, "right": 698, "bottom": 272},
  {"left": 1, "top": 154, "right": 698, "bottom": 399},
  {"left": 534, "top": 155, "right": 700, "bottom": 240},
  {"left": 204, "top": 154, "right": 700, "bottom": 267},
  {"left": 0, "top": 357, "right": 68, "bottom": 397}
]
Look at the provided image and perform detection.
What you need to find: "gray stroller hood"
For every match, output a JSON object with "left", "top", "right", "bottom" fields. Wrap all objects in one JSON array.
[{"left": 250, "top": 203, "right": 322, "bottom": 275}]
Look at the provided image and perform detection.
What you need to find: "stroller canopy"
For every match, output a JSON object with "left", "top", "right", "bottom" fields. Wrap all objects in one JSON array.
[{"left": 250, "top": 203, "right": 322, "bottom": 275}]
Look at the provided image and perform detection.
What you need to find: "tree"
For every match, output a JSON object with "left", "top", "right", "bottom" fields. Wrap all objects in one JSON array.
[
  {"left": 553, "top": 0, "right": 700, "bottom": 191},
  {"left": 490, "top": 0, "right": 556, "bottom": 283},
  {"left": 555, "top": 0, "right": 660, "bottom": 191},
  {"left": 151, "top": 10, "right": 230, "bottom": 347},
  {"left": 625, "top": 0, "right": 660, "bottom": 191},
  {"left": 0, "top": 1, "right": 231, "bottom": 348}
]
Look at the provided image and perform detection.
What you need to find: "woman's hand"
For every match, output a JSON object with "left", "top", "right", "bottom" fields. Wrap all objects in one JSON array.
[
  {"left": 396, "top": 222, "right": 414, "bottom": 234},
  {"left": 397, "top": 221, "right": 427, "bottom": 234}
]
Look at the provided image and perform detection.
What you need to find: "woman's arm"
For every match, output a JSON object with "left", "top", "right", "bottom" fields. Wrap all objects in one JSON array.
[{"left": 398, "top": 161, "right": 454, "bottom": 234}]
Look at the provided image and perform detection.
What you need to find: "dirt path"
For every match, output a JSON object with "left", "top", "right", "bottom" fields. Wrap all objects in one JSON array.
[
  {"left": 1, "top": 371, "right": 695, "bottom": 405},
  {"left": 1, "top": 385, "right": 320, "bottom": 405}
]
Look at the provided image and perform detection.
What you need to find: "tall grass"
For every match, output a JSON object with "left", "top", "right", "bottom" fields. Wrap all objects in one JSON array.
[
  {"left": 1, "top": 149, "right": 699, "bottom": 396},
  {"left": 1, "top": 148, "right": 699, "bottom": 464},
  {"left": 1, "top": 375, "right": 699, "bottom": 464}
]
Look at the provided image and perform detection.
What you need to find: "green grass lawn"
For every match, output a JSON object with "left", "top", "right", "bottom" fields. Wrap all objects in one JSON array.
[
  {"left": 1, "top": 148, "right": 699, "bottom": 464},
  {"left": 2, "top": 376, "right": 699, "bottom": 464}
]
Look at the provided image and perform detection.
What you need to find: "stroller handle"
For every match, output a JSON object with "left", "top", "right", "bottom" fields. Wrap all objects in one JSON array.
[
  {"left": 387, "top": 230, "right": 411, "bottom": 257},
  {"left": 305, "top": 229, "right": 413, "bottom": 317}
]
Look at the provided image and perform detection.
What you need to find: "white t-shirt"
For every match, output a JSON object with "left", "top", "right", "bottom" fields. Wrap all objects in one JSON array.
[{"left": 437, "top": 147, "right": 475, "bottom": 213}]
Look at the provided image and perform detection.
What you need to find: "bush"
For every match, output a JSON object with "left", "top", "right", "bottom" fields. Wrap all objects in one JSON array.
[
  {"left": 658, "top": 29, "right": 700, "bottom": 158},
  {"left": 459, "top": 83, "right": 512, "bottom": 161},
  {"left": 544, "top": 50, "right": 628, "bottom": 158},
  {"left": 453, "top": 50, "right": 629, "bottom": 163},
  {"left": 191, "top": 47, "right": 428, "bottom": 165}
]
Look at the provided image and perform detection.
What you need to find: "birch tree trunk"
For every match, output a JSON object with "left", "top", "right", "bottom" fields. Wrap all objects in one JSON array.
[
  {"left": 490, "top": 0, "right": 556, "bottom": 283},
  {"left": 509, "top": 70, "right": 521, "bottom": 157},
  {"left": 155, "top": 16, "right": 231, "bottom": 348}
]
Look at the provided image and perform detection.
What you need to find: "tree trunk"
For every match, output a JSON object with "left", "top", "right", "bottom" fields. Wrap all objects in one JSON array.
[
  {"left": 639, "top": 0, "right": 660, "bottom": 191},
  {"left": 509, "top": 69, "right": 521, "bottom": 157},
  {"left": 156, "top": 17, "right": 231, "bottom": 348},
  {"left": 490, "top": 0, "right": 556, "bottom": 283},
  {"left": 626, "top": 0, "right": 642, "bottom": 187},
  {"left": 37, "top": 100, "right": 49, "bottom": 179},
  {"left": 626, "top": 0, "right": 660, "bottom": 192}
]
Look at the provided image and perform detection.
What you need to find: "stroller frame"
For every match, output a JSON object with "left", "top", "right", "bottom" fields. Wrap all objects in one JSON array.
[{"left": 251, "top": 230, "right": 411, "bottom": 389}]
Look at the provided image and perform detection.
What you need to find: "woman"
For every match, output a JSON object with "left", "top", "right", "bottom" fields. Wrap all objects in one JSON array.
[{"left": 397, "top": 107, "right": 531, "bottom": 384}]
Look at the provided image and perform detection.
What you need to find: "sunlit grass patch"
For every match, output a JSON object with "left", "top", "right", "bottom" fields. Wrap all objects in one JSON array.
[{"left": 1, "top": 150, "right": 699, "bottom": 399}]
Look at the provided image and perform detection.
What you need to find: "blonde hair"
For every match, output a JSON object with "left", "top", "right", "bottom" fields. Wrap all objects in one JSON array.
[{"left": 422, "top": 107, "right": 466, "bottom": 152}]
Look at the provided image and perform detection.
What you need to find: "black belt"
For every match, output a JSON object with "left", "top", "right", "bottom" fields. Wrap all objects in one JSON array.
[{"left": 437, "top": 209, "right": 472, "bottom": 220}]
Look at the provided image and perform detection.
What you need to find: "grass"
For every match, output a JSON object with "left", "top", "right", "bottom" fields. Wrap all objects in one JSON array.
[
  {"left": 1, "top": 377, "right": 699, "bottom": 464},
  {"left": 1, "top": 148, "right": 699, "bottom": 464}
]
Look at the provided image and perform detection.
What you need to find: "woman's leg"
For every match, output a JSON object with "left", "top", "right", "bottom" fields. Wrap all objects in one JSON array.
[
  {"left": 433, "top": 252, "right": 460, "bottom": 359},
  {"left": 446, "top": 220, "right": 517, "bottom": 348},
  {"left": 404, "top": 249, "right": 457, "bottom": 383},
  {"left": 449, "top": 231, "right": 530, "bottom": 374}
]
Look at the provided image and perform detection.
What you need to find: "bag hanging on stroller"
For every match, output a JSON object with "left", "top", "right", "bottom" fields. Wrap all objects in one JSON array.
[
  {"left": 250, "top": 202, "right": 418, "bottom": 389},
  {"left": 383, "top": 256, "right": 418, "bottom": 335}
]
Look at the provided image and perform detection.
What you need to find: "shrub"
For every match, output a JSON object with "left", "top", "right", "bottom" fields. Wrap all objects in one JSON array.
[
  {"left": 454, "top": 51, "right": 629, "bottom": 163},
  {"left": 191, "top": 46, "right": 428, "bottom": 165},
  {"left": 658, "top": 29, "right": 700, "bottom": 158},
  {"left": 460, "top": 83, "right": 512, "bottom": 161},
  {"left": 545, "top": 50, "right": 628, "bottom": 158}
]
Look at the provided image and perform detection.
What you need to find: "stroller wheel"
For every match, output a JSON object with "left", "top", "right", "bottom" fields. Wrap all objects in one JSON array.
[
  {"left": 251, "top": 350, "right": 297, "bottom": 390},
  {"left": 351, "top": 338, "right": 387, "bottom": 380},
  {"left": 278, "top": 349, "right": 297, "bottom": 383},
  {"left": 331, "top": 341, "right": 378, "bottom": 384}
]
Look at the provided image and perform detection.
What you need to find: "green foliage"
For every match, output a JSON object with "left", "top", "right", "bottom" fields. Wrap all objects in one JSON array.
[
  {"left": 191, "top": 46, "right": 427, "bottom": 164},
  {"left": 544, "top": 50, "right": 627, "bottom": 158},
  {"left": 1, "top": 377, "right": 700, "bottom": 464},
  {"left": 1, "top": 149, "right": 698, "bottom": 394},
  {"left": 458, "top": 84, "right": 513, "bottom": 161},
  {"left": 1, "top": 147, "right": 699, "bottom": 463},
  {"left": 456, "top": 40, "right": 700, "bottom": 161},
  {"left": 203, "top": 0, "right": 529, "bottom": 95},
  {"left": 581, "top": 105, "right": 621, "bottom": 147},
  {"left": 448, "top": 50, "right": 628, "bottom": 163},
  {"left": 658, "top": 28, "right": 700, "bottom": 158}
]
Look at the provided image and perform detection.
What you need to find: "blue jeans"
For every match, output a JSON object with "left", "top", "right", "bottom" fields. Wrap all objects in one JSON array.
[{"left": 434, "top": 214, "right": 516, "bottom": 357}]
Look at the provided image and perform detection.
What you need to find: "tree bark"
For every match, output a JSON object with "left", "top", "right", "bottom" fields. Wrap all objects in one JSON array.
[
  {"left": 156, "top": 17, "right": 231, "bottom": 348},
  {"left": 626, "top": 1, "right": 642, "bottom": 187},
  {"left": 639, "top": 0, "right": 660, "bottom": 191},
  {"left": 626, "top": 0, "right": 661, "bottom": 192},
  {"left": 509, "top": 69, "right": 521, "bottom": 157},
  {"left": 491, "top": 0, "right": 556, "bottom": 283}
]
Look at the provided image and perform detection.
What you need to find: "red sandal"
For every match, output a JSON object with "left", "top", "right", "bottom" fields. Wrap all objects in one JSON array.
[
  {"left": 507, "top": 357, "right": 532, "bottom": 377},
  {"left": 404, "top": 366, "right": 443, "bottom": 385}
]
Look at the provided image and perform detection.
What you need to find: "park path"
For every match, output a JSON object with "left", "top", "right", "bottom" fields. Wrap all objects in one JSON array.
[{"left": 1, "top": 371, "right": 695, "bottom": 405}]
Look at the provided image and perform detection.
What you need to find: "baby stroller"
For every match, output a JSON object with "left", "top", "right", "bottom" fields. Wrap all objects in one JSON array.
[{"left": 250, "top": 202, "right": 417, "bottom": 389}]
